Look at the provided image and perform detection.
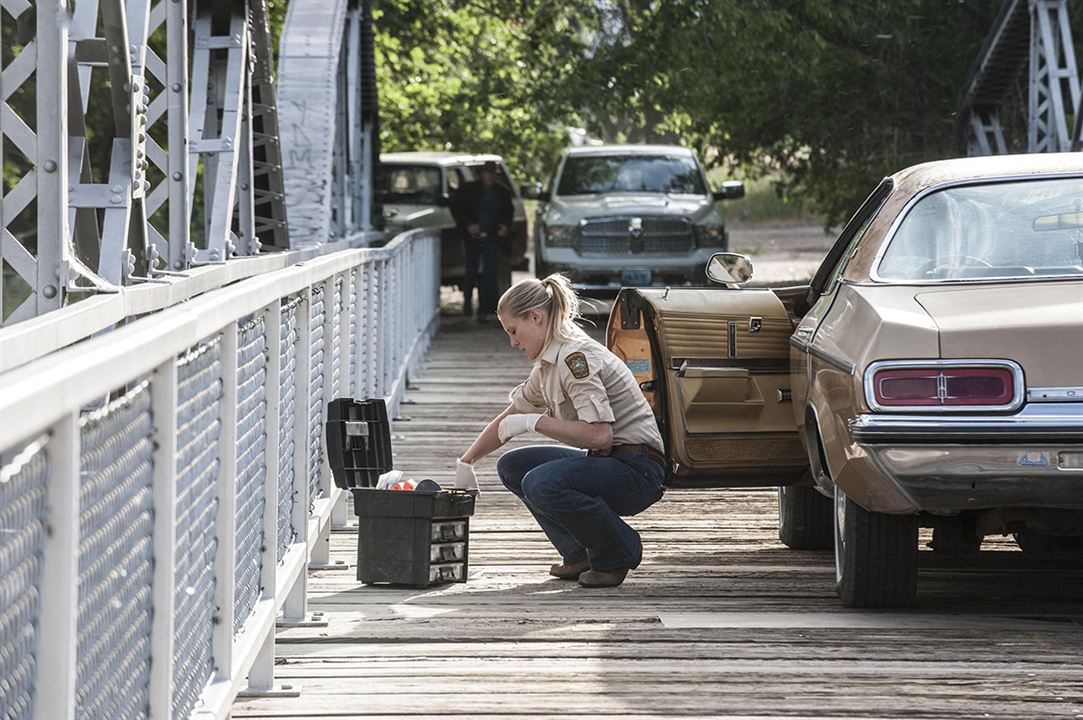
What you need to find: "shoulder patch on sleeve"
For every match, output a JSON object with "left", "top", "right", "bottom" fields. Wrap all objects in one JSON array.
[{"left": 565, "top": 351, "right": 590, "bottom": 380}]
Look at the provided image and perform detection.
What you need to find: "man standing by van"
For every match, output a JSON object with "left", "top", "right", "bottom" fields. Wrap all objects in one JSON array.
[{"left": 450, "top": 161, "right": 513, "bottom": 322}]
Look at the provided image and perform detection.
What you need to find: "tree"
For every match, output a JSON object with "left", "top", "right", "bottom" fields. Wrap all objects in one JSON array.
[{"left": 372, "top": 0, "right": 608, "bottom": 180}]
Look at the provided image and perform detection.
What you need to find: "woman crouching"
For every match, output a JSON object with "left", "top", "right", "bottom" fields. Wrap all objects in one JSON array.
[{"left": 459, "top": 274, "right": 666, "bottom": 587}]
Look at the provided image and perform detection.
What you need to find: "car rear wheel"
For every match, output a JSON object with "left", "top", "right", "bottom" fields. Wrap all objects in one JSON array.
[
  {"left": 778, "top": 485, "right": 832, "bottom": 550},
  {"left": 834, "top": 485, "right": 918, "bottom": 608}
]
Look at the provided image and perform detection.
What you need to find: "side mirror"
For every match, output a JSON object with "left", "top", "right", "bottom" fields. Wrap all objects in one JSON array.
[
  {"left": 705, "top": 252, "right": 753, "bottom": 285},
  {"left": 520, "top": 182, "right": 543, "bottom": 200},
  {"left": 712, "top": 180, "right": 745, "bottom": 201}
]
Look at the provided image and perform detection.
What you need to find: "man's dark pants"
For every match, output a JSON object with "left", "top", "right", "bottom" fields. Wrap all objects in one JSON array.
[{"left": 463, "top": 235, "right": 498, "bottom": 315}]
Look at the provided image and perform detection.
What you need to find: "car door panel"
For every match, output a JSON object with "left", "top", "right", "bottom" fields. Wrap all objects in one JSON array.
[{"left": 608, "top": 287, "right": 806, "bottom": 488}]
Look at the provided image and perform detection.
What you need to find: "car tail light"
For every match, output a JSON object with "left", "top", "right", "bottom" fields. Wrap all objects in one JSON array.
[{"left": 866, "top": 362, "right": 1021, "bottom": 411}]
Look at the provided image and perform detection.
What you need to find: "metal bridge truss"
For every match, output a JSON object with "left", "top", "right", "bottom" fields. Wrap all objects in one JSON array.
[
  {"left": 1, "top": 0, "right": 378, "bottom": 326},
  {"left": 0, "top": 0, "right": 418, "bottom": 717},
  {"left": 0, "top": 229, "right": 441, "bottom": 719},
  {"left": 959, "top": 0, "right": 1081, "bottom": 155}
]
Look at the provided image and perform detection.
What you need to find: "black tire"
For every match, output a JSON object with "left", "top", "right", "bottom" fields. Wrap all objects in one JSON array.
[
  {"left": 534, "top": 248, "right": 549, "bottom": 279},
  {"left": 1013, "top": 530, "right": 1083, "bottom": 558},
  {"left": 778, "top": 485, "right": 833, "bottom": 550},
  {"left": 834, "top": 485, "right": 918, "bottom": 608}
]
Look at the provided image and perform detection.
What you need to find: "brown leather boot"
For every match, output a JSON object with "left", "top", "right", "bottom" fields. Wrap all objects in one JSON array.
[
  {"left": 578, "top": 566, "right": 631, "bottom": 588},
  {"left": 549, "top": 558, "right": 591, "bottom": 580}
]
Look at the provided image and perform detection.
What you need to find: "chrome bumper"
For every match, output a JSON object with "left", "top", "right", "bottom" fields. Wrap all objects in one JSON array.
[
  {"left": 850, "top": 403, "right": 1083, "bottom": 443},
  {"left": 851, "top": 404, "right": 1083, "bottom": 512}
]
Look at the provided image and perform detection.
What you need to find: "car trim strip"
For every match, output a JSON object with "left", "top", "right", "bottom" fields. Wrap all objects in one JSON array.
[
  {"left": 851, "top": 406, "right": 1083, "bottom": 444},
  {"left": 667, "top": 357, "right": 788, "bottom": 372},
  {"left": 1027, "top": 387, "right": 1083, "bottom": 403},
  {"left": 808, "top": 344, "right": 856, "bottom": 375}
]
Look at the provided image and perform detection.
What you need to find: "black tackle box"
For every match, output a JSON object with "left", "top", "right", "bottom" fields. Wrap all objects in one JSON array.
[{"left": 326, "top": 398, "right": 476, "bottom": 588}]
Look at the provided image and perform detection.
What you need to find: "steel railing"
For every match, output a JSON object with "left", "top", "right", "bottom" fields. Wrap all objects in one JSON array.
[{"left": 0, "top": 229, "right": 439, "bottom": 719}]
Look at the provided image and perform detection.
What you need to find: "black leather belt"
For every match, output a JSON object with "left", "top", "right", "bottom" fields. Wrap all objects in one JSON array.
[{"left": 591, "top": 443, "right": 666, "bottom": 466}]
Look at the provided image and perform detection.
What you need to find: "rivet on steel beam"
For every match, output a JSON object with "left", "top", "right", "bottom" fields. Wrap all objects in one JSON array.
[
  {"left": 112, "top": 184, "right": 123, "bottom": 193},
  {"left": 42, "top": 160, "right": 57, "bottom": 173},
  {"left": 171, "top": 83, "right": 181, "bottom": 92},
  {"left": 174, "top": 261, "right": 184, "bottom": 269},
  {"left": 42, "top": 285, "right": 58, "bottom": 299},
  {"left": 172, "top": 172, "right": 183, "bottom": 181},
  {"left": 111, "top": 195, "right": 123, "bottom": 204},
  {"left": 240, "top": 182, "right": 249, "bottom": 191}
]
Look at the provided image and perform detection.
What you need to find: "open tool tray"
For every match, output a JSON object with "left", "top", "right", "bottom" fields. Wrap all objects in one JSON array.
[
  {"left": 352, "top": 487, "right": 476, "bottom": 587},
  {"left": 327, "top": 396, "right": 477, "bottom": 587}
]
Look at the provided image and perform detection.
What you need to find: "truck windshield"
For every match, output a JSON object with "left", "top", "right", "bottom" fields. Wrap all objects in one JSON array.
[
  {"left": 556, "top": 155, "right": 706, "bottom": 196},
  {"left": 377, "top": 165, "right": 442, "bottom": 204}
]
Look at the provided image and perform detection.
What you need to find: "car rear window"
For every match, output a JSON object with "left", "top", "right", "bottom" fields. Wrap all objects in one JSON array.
[
  {"left": 556, "top": 155, "right": 706, "bottom": 196},
  {"left": 877, "top": 176, "right": 1083, "bottom": 281},
  {"left": 378, "top": 165, "right": 442, "bottom": 204}
]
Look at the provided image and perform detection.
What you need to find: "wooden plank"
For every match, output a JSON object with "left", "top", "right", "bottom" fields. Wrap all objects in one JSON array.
[{"left": 234, "top": 315, "right": 1083, "bottom": 719}]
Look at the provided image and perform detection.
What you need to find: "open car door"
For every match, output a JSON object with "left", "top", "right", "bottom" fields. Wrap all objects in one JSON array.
[{"left": 607, "top": 287, "right": 808, "bottom": 488}]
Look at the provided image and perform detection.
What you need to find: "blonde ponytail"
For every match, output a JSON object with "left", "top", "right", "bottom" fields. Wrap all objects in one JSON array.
[{"left": 497, "top": 273, "right": 582, "bottom": 347}]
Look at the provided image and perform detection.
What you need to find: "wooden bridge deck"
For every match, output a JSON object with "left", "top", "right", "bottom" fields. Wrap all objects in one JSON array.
[{"left": 233, "top": 313, "right": 1083, "bottom": 719}]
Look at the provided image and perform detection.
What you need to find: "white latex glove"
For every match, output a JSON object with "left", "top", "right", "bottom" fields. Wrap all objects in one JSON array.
[
  {"left": 455, "top": 459, "right": 479, "bottom": 495},
  {"left": 498, "top": 413, "right": 542, "bottom": 443}
]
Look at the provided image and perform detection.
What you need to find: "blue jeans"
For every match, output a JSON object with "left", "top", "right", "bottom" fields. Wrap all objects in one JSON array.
[
  {"left": 463, "top": 235, "right": 498, "bottom": 315},
  {"left": 496, "top": 445, "right": 666, "bottom": 572}
]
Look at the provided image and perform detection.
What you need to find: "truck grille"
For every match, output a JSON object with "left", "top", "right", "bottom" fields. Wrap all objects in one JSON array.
[{"left": 579, "top": 217, "right": 694, "bottom": 255}]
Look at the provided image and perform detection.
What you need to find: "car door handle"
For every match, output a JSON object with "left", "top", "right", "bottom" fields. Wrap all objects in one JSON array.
[{"left": 794, "top": 326, "right": 813, "bottom": 336}]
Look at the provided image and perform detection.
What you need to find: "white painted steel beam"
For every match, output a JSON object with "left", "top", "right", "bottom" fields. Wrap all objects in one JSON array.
[{"left": 149, "top": 359, "right": 178, "bottom": 719}]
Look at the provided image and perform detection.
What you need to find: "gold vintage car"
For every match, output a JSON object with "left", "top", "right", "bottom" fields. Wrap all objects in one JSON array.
[{"left": 607, "top": 153, "right": 1083, "bottom": 608}]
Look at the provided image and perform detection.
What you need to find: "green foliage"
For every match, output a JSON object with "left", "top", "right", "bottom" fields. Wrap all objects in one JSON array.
[
  {"left": 371, "top": 0, "right": 1033, "bottom": 225},
  {"left": 373, "top": 0, "right": 607, "bottom": 182},
  {"left": 574, "top": 0, "right": 1008, "bottom": 225}
]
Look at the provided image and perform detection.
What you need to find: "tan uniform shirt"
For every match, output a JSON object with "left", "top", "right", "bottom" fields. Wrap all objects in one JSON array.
[{"left": 509, "top": 325, "right": 664, "bottom": 453}]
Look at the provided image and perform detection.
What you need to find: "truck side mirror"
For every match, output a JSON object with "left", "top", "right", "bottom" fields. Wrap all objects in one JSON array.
[
  {"left": 520, "top": 182, "right": 543, "bottom": 200},
  {"left": 712, "top": 180, "right": 745, "bottom": 201}
]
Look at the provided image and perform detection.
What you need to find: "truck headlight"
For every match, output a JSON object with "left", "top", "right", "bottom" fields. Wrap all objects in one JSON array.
[
  {"left": 694, "top": 224, "right": 725, "bottom": 247},
  {"left": 544, "top": 225, "right": 577, "bottom": 247}
]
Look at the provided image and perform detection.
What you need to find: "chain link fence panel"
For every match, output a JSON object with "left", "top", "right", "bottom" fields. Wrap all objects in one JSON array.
[
  {"left": 172, "top": 338, "right": 223, "bottom": 719},
  {"left": 234, "top": 315, "right": 268, "bottom": 633},
  {"left": 75, "top": 381, "right": 155, "bottom": 720},
  {"left": 0, "top": 437, "right": 50, "bottom": 720}
]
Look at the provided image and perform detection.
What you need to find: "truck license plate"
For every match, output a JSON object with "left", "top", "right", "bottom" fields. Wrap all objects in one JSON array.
[{"left": 621, "top": 270, "right": 652, "bottom": 286}]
